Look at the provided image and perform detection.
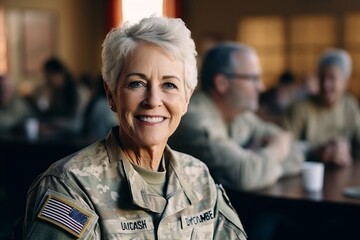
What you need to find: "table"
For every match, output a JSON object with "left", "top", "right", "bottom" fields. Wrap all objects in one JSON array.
[
  {"left": 254, "top": 160, "right": 360, "bottom": 205},
  {"left": 225, "top": 161, "right": 360, "bottom": 240}
]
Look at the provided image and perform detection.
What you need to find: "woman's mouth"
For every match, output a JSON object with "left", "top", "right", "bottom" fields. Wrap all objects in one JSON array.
[{"left": 136, "top": 116, "right": 165, "bottom": 123}]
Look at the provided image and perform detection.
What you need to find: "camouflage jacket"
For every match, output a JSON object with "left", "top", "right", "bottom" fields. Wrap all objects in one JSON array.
[{"left": 23, "top": 127, "right": 247, "bottom": 239}]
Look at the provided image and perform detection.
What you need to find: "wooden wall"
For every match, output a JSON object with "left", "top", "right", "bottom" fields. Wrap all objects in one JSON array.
[{"left": 182, "top": 0, "right": 360, "bottom": 46}]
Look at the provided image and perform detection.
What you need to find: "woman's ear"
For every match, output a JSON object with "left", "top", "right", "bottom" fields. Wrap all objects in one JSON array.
[
  {"left": 103, "top": 80, "right": 116, "bottom": 112},
  {"left": 103, "top": 80, "right": 111, "bottom": 96}
]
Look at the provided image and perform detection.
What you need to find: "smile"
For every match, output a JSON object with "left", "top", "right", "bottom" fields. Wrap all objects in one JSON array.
[{"left": 136, "top": 116, "right": 165, "bottom": 123}]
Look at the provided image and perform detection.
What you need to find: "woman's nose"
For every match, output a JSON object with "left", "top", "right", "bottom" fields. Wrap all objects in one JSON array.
[{"left": 142, "top": 86, "right": 163, "bottom": 108}]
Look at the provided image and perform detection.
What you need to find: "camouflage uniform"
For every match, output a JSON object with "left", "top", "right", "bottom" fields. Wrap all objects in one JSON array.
[
  {"left": 23, "top": 127, "right": 247, "bottom": 239},
  {"left": 169, "top": 91, "right": 304, "bottom": 191}
]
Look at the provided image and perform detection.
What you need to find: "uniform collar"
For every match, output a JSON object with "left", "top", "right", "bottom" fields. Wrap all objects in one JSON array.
[{"left": 104, "top": 127, "right": 202, "bottom": 214}]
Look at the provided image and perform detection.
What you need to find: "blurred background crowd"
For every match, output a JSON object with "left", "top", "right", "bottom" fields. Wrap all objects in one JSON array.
[{"left": 0, "top": 57, "right": 117, "bottom": 141}]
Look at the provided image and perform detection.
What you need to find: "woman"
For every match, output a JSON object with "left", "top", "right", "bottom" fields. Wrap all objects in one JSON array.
[
  {"left": 23, "top": 16, "right": 246, "bottom": 239},
  {"left": 284, "top": 48, "right": 360, "bottom": 167}
]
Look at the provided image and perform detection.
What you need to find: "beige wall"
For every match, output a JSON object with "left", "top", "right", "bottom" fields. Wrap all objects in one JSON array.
[{"left": 2, "top": 0, "right": 107, "bottom": 81}]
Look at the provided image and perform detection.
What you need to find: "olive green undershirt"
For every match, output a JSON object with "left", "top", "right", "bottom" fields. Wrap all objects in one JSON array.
[{"left": 131, "top": 156, "right": 167, "bottom": 196}]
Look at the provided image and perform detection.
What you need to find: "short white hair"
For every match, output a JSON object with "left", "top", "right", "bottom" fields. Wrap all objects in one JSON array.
[
  {"left": 101, "top": 16, "right": 198, "bottom": 92},
  {"left": 318, "top": 48, "right": 352, "bottom": 78}
]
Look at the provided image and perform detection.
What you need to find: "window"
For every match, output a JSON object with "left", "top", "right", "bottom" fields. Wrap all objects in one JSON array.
[
  {"left": 109, "top": 0, "right": 178, "bottom": 30},
  {"left": 237, "top": 15, "right": 336, "bottom": 89},
  {"left": 289, "top": 15, "right": 335, "bottom": 77},
  {"left": 237, "top": 16, "right": 285, "bottom": 88},
  {"left": 344, "top": 12, "right": 360, "bottom": 97},
  {"left": 122, "top": 0, "right": 163, "bottom": 24}
]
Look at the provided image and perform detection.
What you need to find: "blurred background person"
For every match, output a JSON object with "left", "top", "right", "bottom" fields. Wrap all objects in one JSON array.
[
  {"left": 283, "top": 48, "right": 360, "bottom": 167},
  {"left": 257, "top": 70, "right": 302, "bottom": 126},
  {"left": 169, "top": 42, "right": 304, "bottom": 192},
  {"left": 81, "top": 74, "right": 117, "bottom": 141},
  {"left": 31, "top": 57, "right": 82, "bottom": 139},
  {"left": 0, "top": 74, "right": 34, "bottom": 136}
]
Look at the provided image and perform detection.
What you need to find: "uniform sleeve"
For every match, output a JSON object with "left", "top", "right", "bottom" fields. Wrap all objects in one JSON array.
[
  {"left": 169, "top": 112, "right": 283, "bottom": 191},
  {"left": 240, "top": 114, "right": 304, "bottom": 177},
  {"left": 213, "top": 184, "right": 247, "bottom": 240},
  {"left": 23, "top": 175, "right": 99, "bottom": 240},
  {"left": 234, "top": 112, "right": 280, "bottom": 139},
  {"left": 280, "top": 143, "right": 304, "bottom": 176}
]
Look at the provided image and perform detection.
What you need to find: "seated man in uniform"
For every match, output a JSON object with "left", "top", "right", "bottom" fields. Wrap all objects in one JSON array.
[
  {"left": 169, "top": 42, "right": 304, "bottom": 191},
  {"left": 283, "top": 48, "right": 360, "bottom": 167}
]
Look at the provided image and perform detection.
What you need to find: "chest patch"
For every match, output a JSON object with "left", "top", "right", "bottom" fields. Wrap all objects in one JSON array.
[
  {"left": 37, "top": 194, "right": 94, "bottom": 238},
  {"left": 117, "top": 217, "right": 154, "bottom": 233},
  {"left": 181, "top": 208, "right": 215, "bottom": 229}
]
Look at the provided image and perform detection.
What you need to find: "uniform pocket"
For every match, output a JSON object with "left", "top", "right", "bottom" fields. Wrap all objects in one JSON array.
[{"left": 190, "top": 226, "right": 214, "bottom": 240}]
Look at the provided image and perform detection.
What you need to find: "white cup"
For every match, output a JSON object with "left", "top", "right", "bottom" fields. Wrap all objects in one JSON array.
[
  {"left": 302, "top": 161, "right": 324, "bottom": 192},
  {"left": 25, "top": 118, "right": 39, "bottom": 141}
]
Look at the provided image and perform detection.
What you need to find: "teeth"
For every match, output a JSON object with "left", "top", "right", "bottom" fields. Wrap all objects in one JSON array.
[{"left": 138, "top": 116, "right": 164, "bottom": 123}]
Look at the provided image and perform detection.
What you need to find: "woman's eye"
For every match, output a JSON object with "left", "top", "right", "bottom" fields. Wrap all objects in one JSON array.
[
  {"left": 128, "top": 81, "right": 145, "bottom": 88},
  {"left": 163, "top": 82, "right": 177, "bottom": 89}
]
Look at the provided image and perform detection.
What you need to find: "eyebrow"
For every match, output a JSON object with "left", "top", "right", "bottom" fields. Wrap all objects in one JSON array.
[{"left": 125, "top": 72, "right": 183, "bottom": 82}]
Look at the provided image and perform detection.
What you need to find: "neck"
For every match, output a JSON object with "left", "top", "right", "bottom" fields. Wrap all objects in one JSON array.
[{"left": 120, "top": 137, "right": 165, "bottom": 171}]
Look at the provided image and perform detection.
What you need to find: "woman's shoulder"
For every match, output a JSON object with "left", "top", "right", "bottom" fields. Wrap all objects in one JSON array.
[
  {"left": 170, "top": 148, "right": 210, "bottom": 171},
  {"left": 167, "top": 147, "right": 215, "bottom": 187}
]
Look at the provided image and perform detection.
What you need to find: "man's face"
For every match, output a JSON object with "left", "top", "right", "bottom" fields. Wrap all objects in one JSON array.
[
  {"left": 318, "top": 65, "right": 348, "bottom": 106},
  {"left": 224, "top": 52, "right": 264, "bottom": 114}
]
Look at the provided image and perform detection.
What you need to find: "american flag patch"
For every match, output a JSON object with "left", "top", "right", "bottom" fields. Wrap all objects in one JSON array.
[{"left": 38, "top": 194, "right": 93, "bottom": 238}]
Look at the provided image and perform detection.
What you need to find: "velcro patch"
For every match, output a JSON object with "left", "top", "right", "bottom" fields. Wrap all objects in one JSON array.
[
  {"left": 37, "top": 194, "right": 94, "bottom": 238},
  {"left": 181, "top": 208, "right": 216, "bottom": 229}
]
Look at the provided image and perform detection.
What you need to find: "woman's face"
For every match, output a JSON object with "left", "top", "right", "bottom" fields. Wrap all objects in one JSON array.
[
  {"left": 318, "top": 65, "right": 348, "bottom": 106},
  {"left": 110, "top": 44, "right": 190, "bottom": 148}
]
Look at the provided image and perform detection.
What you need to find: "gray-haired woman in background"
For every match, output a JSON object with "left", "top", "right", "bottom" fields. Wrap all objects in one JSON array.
[
  {"left": 23, "top": 16, "right": 247, "bottom": 239},
  {"left": 284, "top": 48, "right": 360, "bottom": 167}
]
